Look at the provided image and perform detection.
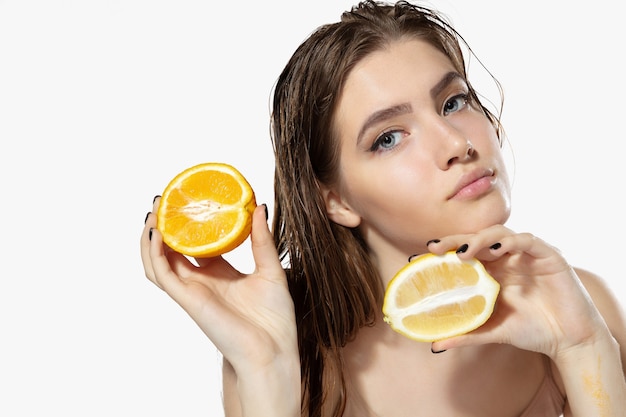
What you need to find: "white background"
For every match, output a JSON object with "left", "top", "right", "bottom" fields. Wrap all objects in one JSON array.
[{"left": 1, "top": 1, "right": 623, "bottom": 416}]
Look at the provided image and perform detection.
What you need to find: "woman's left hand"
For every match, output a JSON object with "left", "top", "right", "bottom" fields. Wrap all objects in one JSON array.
[{"left": 426, "top": 225, "right": 609, "bottom": 358}]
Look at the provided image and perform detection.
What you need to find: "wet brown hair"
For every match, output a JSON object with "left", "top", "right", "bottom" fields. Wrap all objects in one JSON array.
[{"left": 270, "top": 1, "right": 502, "bottom": 415}]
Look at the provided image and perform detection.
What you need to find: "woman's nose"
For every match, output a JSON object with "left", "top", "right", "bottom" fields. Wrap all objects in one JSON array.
[
  {"left": 430, "top": 118, "right": 475, "bottom": 169},
  {"left": 445, "top": 139, "right": 474, "bottom": 167}
]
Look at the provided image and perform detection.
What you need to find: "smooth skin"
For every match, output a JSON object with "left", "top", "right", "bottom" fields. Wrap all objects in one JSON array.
[{"left": 141, "top": 39, "right": 626, "bottom": 417}]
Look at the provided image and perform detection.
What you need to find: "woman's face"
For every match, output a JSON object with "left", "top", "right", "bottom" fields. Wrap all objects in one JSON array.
[{"left": 328, "top": 38, "right": 511, "bottom": 272}]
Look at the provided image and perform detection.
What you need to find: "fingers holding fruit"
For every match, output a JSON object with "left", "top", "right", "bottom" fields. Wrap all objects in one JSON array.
[
  {"left": 140, "top": 200, "right": 159, "bottom": 286},
  {"left": 418, "top": 227, "right": 602, "bottom": 356},
  {"left": 139, "top": 163, "right": 298, "bottom": 368},
  {"left": 425, "top": 225, "right": 569, "bottom": 276}
]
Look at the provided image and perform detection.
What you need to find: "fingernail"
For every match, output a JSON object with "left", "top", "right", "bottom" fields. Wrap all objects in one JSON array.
[
  {"left": 263, "top": 203, "right": 268, "bottom": 220},
  {"left": 144, "top": 212, "right": 151, "bottom": 224},
  {"left": 431, "top": 347, "right": 447, "bottom": 354},
  {"left": 149, "top": 228, "right": 154, "bottom": 241},
  {"left": 153, "top": 195, "right": 161, "bottom": 204},
  {"left": 456, "top": 243, "right": 468, "bottom": 254},
  {"left": 489, "top": 242, "right": 501, "bottom": 250},
  {"left": 408, "top": 254, "right": 418, "bottom": 262},
  {"left": 426, "top": 239, "right": 440, "bottom": 246}
]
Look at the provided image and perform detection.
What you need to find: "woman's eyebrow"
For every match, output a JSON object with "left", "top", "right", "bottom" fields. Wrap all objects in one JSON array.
[
  {"left": 431, "top": 71, "right": 463, "bottom": 98},
  {"left": 356, "top": 102, "right": 412, "bottom": 145},
  {"left": 355, "top": 72, "right": 464, "bottom": 145}
]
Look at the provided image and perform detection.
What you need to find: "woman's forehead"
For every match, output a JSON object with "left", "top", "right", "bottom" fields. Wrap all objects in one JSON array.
[{"left": 337, "top": 39, "right": 458, "bottom": 116}]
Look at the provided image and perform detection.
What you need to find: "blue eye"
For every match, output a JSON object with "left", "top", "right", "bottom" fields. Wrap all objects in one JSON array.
[
  {"left": 370, "top": 130, "right": 403, "bottom": 152},
  {"left": 443, "top": 94, "right": 468, "bottom": 115}
]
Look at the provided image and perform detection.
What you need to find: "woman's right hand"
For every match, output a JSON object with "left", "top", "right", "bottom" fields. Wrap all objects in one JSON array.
[{"left": 140, "top": 197, "right": 299, "bottom": 379}]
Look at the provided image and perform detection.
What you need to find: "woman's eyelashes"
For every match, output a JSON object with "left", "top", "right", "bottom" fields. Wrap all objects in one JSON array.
[
  {"left": 369, "top": 129, "right": 405, "bottom": 152},
  {"left": 367, "top": 92, "right": 469, "bottom": 153},
  {"left": 442, "top": 93, "right": 469, "bottom": 116}
]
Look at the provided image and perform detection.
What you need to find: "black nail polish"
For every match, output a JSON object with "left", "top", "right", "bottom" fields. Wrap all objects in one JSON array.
[
  {"left": 144, "top": 212, "right": 151, "bottom": 224},
  {"left": 153, "top": 195, "right": 161, "bottom": 204},
  {"left": 263, "top": 203, "right": 268, "bottom": 220},
  {"left": 408, "top": 254, "right": 418, "bottom": 262},
  {"left": 489, "top": 242, "right": 502, "bottom": 250},
  {"left": 426, "top": 239, "right": 440, "bottom": 246},
  {"left": 149, "top": 228, "right": 154, "bottom": 241},
  {"left": 431, "top": 347, "right": 447, "bottom": 354},
  {"left": 456, "top": 243, "right": 468, "bottom": 254}
]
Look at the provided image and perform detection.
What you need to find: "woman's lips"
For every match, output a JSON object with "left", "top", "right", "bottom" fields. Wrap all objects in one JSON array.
[{"left": 448, "top": 168, "right": 495, "bottom": 200}]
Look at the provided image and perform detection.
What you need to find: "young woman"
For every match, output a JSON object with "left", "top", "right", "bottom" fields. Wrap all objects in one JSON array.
[{"left": 141, "top": 1, "right": 626, "bottom": 416}]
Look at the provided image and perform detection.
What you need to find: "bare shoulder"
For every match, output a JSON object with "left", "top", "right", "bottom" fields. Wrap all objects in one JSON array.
[{"left": 574, "top": 267, "right": 626, "bottom": 369}]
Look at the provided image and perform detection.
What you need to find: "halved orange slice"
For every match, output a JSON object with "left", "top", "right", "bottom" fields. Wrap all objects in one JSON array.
[
  {"left": 156, "top": 162, "right": 256, "bottom": 258},
  {"left": 382, "top": 251, "right": 500, "bottom": 342}
]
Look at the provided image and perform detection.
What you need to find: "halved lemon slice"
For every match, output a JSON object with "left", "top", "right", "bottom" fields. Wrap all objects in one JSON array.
[{"left": 382, "top": 251, "right": 500, "bottom": 342}]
